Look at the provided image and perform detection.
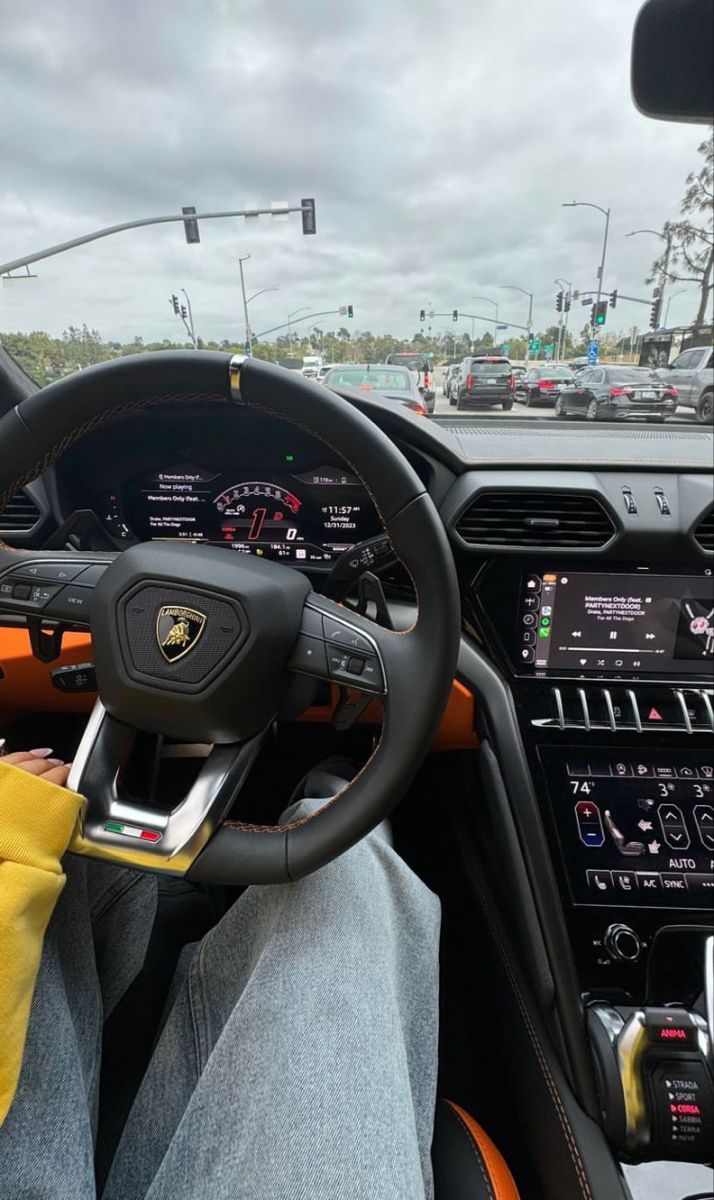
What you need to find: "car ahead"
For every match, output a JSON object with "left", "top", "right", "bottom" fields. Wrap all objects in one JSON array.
[
  {"left": 321, "top": 363, "right": 429, "bottom": 415},
  {"left": 384, "top": 351, "right": 436, "bottom": 412},
  {"left": 518, "top": 365, "right": 576, "bottom": 407},
  {"left": 317, "top": 363, "right": 338, "bottom": 382},
  {"left": 443, "top": 363, "right": 462, "bottom": 405},
  {"left": 657, "top": 344, "right": 713, "bottom": 423},
  {"left": 554, "top": 364, "right": 678, "bottom": 422},
  {"left": 453, "top": 356, "right": 515, "bottom": 411}
]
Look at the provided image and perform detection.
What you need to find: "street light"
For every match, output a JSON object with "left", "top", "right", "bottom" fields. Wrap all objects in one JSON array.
[
  {"left": 664, "top": 289, "right": 687, "bottom": 327},
  {"left": 180, "top": 288, "right": 197, "bottom": 347},
  {"left": 625, "top": 228, "right": 673, "bottom": 314},
  {"left": 237, "top": 255, "right": 279, "bottom": 354},
  {"left": 471, "top": 295, "right": 498, "bottom": 343},
  {"left": 496, "top": 284, "right": 534, "bottom": 363},
  {"left": 563, "top": 201, "right": 611, "bottom": 341},
  {"left": 288, "top": 307, "right": 311, "bottom": 354}
]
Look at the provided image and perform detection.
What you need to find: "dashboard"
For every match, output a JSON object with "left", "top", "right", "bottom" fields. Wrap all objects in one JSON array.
[
  {"left": 2, "top": 399, "right": 713, "bottom": 1013},
  {"left": 51, "top": 409, "right": 385, "bottom": 568}
]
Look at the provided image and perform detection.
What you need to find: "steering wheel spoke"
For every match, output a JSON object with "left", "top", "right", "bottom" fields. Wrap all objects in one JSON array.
[
  {"left": 0, "top": 551, "right": 114, "bottom": 627},
  {"left": 288, "top": 593, "right": 390, "bottom": 696},
  {"left": 68, "top": 701, "right": 266, "bottom": 873}
]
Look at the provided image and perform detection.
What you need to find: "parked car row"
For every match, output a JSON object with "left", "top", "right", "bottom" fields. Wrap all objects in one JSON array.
[{"left": 441, "top": 352, "right": 714, "bottom": 423}]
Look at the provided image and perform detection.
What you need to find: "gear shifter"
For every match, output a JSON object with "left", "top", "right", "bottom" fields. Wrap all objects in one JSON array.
[{"left": 604, "top": 809, "right": 646, "bottom": 857}]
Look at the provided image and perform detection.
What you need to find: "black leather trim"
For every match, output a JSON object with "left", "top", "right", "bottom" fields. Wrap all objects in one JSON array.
[{"left": 432, "top": 1100, "right": 500, "bottom": 1200}]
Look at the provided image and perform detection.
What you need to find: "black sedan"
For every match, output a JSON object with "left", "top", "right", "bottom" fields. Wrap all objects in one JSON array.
[
  {"left": 554, "top": 365, "right": 678, "bottom": 422},
  {"left": 517, "top": 365, "right": 575, "bottom": 406}
]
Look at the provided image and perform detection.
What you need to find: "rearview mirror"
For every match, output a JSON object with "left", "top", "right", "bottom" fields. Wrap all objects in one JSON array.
[{"left": 632, "top": 0, "right": 713, "bottom": 122}]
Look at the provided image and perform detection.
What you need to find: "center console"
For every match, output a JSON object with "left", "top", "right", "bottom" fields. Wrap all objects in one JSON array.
[{"left": 472, "top": 559, "right": 714, "bottom": 1162}]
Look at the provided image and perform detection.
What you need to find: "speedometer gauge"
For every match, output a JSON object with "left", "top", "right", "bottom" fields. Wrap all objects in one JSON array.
[{"left": 214, "top": 481, "right": 302, "bottom": 545}]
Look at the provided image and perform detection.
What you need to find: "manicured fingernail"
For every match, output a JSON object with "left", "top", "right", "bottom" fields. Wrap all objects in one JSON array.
[
  {"left": 29, "top": 748, "right": 53, "bottom": 758},
  {"left": 47, "top": 758, "right": 64, "bottom": 766}
]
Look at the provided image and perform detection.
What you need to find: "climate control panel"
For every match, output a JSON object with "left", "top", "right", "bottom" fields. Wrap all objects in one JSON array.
[{"left": 538, "top": 747, "right": 714, "bottom": 910}]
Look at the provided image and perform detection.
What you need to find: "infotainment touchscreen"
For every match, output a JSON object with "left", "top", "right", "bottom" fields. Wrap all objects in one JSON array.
[{"left": 518, "top": 570, "right": 714, "bottom": 678}]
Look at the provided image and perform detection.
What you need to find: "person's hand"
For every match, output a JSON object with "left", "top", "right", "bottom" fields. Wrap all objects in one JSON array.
[{"left": 1, "top": 749, "right": 70, "bottom": 788}]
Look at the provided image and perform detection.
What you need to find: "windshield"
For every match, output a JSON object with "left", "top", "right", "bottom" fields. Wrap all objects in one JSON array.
[
  {"left": 603, "top": 368, "right": 664, "bottom": 384},
  {"left": 1, "top": 4, "right": 711, "bottom": 429},
  {"left": 469, "top": 363, "right": 511, "bottom": 376},
  {"left": 326, "top": 369, "right": 410, "bottom": 391},
  {"left": 533, "top": 367, "right": 573, "bottom": 379},
  {"left": 385, "top": 355, "right": 428, "bottom": 372}
]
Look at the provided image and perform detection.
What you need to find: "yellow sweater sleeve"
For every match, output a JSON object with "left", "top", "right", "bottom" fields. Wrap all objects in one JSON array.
[{"left": 0, "top": 762, "right": 84, "bottom": 1124}]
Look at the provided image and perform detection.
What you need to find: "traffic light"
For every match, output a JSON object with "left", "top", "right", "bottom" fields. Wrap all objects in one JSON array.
[
  {"left": 556, "top": 291, "right": 563, "bottom": 313},
  {"left": 590, "top": 304, "right": 597, "bottom": 327},
  {"left": 649, "top": 286, "right": 662, "bottom": 329},
  {"left": 595, "top": 301, "right": 607, "bottom": 326},
  {"left": 347, "top": 304, "right": 354, "bottom": 319},
  {"left": 419, "top": 309, "right": 426, "bottom": 322},
  {"left": 452, "top": 309, "right": 458, "bottom": 322},
  {"left": 564, "top": 293, "right": 571, "bottom": 312},
  {"left": 180, "top": 305, "right": 188, "bottom": 319},
  {"left": 301, "top": 198, "right": 316, "bottom": 236},
  {"left": 181, "top": 206, "right": 200, "bottom": 244},
  {"left": 609, "top": 289, "right": 618, "bottom": 309},
  {"left": 170, "top": 294, "right": 180, "bottom": 315}
]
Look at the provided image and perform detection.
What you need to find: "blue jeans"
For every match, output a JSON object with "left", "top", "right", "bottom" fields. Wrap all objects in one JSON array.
[{"left": 0, "top": 795, "right": 441, "bottom": 1200}]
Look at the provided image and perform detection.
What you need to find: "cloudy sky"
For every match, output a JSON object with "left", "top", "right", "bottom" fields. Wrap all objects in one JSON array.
[{"left": 0, "top": 0, "right": 707, "bottom": 345}]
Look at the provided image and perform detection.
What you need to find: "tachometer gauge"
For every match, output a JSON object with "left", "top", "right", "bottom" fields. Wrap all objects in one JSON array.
[{"left": 213, "top": 481, "right": 302, "bottom": 545}]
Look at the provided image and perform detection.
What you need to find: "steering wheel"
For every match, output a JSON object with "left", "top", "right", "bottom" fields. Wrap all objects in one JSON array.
[{"left": 0, "top": 352, "right": 460, "bottom": 884}]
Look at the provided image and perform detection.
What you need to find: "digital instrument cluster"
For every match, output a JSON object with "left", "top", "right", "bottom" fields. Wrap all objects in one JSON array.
[{"left": 106, "top": 459, "right": 382, "bottom": 565}]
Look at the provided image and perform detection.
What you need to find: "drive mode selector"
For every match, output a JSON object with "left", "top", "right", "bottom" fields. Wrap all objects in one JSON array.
[{"left": 604, "top": 923, "right": 642, "bottom": 963}]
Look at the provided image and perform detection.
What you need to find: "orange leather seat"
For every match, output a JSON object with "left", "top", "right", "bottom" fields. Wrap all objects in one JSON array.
[{"left": 433, "top": 1099, "right": 521, "bottom": 1199}]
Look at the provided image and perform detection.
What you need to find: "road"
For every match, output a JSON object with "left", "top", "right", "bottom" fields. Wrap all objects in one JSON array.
[{"left": 430, "top": 366, "right": 700, "bottom": 424}]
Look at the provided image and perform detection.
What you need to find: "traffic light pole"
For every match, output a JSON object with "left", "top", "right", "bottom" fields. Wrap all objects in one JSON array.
[
  {"left": 0, "top": 202, "right": 316, "bottom": 277},
  {"left": 253, "top": 309, "right": 347, "bottom": 339},
  {"left": 593, "top": 208, "right": 610, "bottom": 340}
]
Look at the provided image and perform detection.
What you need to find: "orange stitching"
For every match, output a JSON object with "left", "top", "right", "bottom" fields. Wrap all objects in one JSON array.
[
  {"left": 223, "top": 724, "right": 384, "bottom": 834},
  {"left": 447, "top": 1104, "right": 496, "bottom": 1200}
]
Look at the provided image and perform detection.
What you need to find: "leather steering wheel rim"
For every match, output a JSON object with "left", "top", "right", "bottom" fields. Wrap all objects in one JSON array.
[{"left": 0, "top": 351, "right": 461, "bottom": 883}]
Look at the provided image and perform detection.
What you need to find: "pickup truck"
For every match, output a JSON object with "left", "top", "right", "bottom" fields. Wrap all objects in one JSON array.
[{"left": 659, "top": 344, "right": 713, "bottom": 423}]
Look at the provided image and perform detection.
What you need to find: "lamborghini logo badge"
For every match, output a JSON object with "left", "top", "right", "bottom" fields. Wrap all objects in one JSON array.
[{"left": 156, "top": 605, "right": 206, "bottom": 662}]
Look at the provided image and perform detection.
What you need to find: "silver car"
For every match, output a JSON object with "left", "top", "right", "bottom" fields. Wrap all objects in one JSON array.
[
  {"left": 322, "top": 364, "right": 429, "bottom": 416},
  {"left": 658, "top": 345, "right": 713, "bottom": 423}
]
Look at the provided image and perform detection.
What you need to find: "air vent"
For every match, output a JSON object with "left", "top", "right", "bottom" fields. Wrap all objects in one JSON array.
[
  {"left": 456, "top": 490, "right": 616, "bottom": 548},
  {"left": 694, "top": 508, "right": 714, "bottom": 552},
  {"left": 0, "top": 488, "right": 41, "bottom": 534}
]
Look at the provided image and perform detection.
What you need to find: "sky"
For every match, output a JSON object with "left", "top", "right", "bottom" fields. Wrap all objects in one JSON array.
[{"left": 0, "top": 0, "right": 708, "bottom": 346}]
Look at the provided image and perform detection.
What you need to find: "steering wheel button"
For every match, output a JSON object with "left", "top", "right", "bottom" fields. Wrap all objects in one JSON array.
[
  {"left": 30, "top": 584, "right": 62, "bottom": 606},
  {"left": 347, "top": 656, "right": 365, "bottom": 675},
  {"left": 360, "top": 658, "right": 384, "bottom": 689},
  {"left": 322, "top": 617, "right": 373, "bottom": 654},
  {"left": 12, "top": 583, "right": 32, "bottom": 600},
  {"left": 48, "top": 585, "right": 94, "bottom": 622},
  {"left": 74, "top": 564, "right": 109, "bottom": 586},
  {"left": 287, "top": 634, "right": 329, "bottom": 678},
  {"left": 300, "top": 606, "right": 325, "bottom": 638},
  {"left": 17, "top": 562, "right": 86, "bottom": 583}
]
